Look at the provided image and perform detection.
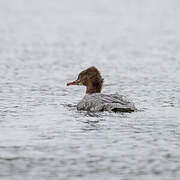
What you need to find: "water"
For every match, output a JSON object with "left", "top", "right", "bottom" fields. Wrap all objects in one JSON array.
[{"left": 0, "top": 0, "right": 180, "bottom": 179}]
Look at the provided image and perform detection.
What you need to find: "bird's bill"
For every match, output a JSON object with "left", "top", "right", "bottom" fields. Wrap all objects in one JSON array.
[{"left": 67, "top": 80, "right": 82, "bottom": 86}]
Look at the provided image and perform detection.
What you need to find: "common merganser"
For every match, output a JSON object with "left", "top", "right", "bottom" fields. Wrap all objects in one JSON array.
[{"left": 67, "top": 66, "right": 136, "bottom": 112}]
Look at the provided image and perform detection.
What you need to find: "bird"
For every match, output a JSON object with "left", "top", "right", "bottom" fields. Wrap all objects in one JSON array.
[{"left": 67, "top": 66, "right": 136, "bottom": 112}]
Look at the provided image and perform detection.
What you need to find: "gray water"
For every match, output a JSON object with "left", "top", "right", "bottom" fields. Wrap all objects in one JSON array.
[{"left": 0, "top": 0, "right": 180, "bottom": 179}]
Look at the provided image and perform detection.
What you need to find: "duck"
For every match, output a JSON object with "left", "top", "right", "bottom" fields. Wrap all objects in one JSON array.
[{"left": 67, "top": 66, "right": 136, "bottom": 112}]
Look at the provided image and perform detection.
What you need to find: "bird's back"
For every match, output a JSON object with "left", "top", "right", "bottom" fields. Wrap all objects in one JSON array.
[{"left": 77, "top": 93, "right": 136, "bottom": 112}]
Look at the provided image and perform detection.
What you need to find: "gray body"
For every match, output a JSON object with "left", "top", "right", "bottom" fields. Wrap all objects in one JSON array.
[{"left": 77, "top": 93, "right": 136, "bottom": 112}]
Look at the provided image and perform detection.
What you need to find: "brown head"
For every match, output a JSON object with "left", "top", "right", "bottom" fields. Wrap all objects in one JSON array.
[{"left": 67, "top": 66, "right": 104, "bottom": 94}]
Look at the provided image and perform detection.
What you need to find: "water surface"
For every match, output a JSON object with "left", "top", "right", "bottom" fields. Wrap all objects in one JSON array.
[{"left": 0, "top": 0, "right": 180, "bottom": 179}]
